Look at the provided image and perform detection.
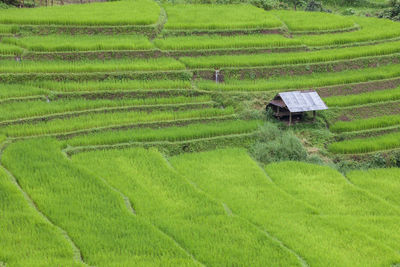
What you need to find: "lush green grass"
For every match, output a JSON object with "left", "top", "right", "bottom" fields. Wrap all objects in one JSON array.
[
  {"left": 171, "top": 149, "right": 400, "bottom": 266},
  {"left": 347, "top": 168, "right": 400, "bottom": 206},
  {"left": 0, "top": 42, "right": 23, "bottom": 55},
  {"left": 179, "top": 39, "right": 400, "bottom": 68},
  {"left": 329, "top": 132, "right": 400, "bottom": 154},
  {"left": 0, "top": 168, "right": 81, "bottom": 267},
  {"left": 3, "top": 34, "right": 154, "bottom": 52},
  {"left": 0, "top": 0, "right": 160, "bottom": 26},
  {"left": 0, "top": 83, "right": 49, "bottom": 100},
  {"left": 272, "top": 10, "right": 355, "bottom": 31},
  {"left": 331, "top": 114, "right": 400, "bottom": 133},
  {"left": 163, "top": 4, "right": 282, "bottom": 30},
  {"left": 0, "top": 58, "right": 185, "bottom": 73},
  {"left": 1, "top": 138, "right": 198, "bottom": 266},
  {"left": 66, "top": 120, "right": 259, "bottom": 147},
  {"left": 36, "top": 79, "right": 192, "bottom": 92},
  {"left": 0, "top": 107, "right": 235, "bottom": 137},
  {"left": 70, "top": 147, "right": 299, "bottom": 266},
  {"left": 197, "top": 64, "right": 400, "bottom": 91},
  {"left": 324, "top": 87, "right": 400, "bottom": 107},
  {"left": 154, "top": 34, "right": 302, "bottom": 50},
  {"left": 296, "top": 17, "right": 400, "bottom": 46},
  {"left": 0, "top": 95, "right": 211, "bottom": 122}
]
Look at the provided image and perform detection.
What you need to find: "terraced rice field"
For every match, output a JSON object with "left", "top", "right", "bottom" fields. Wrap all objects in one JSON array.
[{"left": 1, "top": 1, "right": 400, "bottom": 265}]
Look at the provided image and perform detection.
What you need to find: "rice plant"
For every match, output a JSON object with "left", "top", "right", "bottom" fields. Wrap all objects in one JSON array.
[
  {"left": 2, "top": 34, "right": 154, "bottom": 52},
  {"left": 330, "top": 114, "right": 400, "bottom": 133},
  {"left": 163, "top": 4, "right": 282, "bottom": 30},
  {"left": 70, "top": 147, "right": 298, "bottom": 266},
  {"left": 324, "top": 87, "right": 400, "bottom": 107},
  {"left": 0, "top": 58, "right": 185, "bottom": 73},
  {"left": 0, "top": 83, "right": 49, "bottom": 100},
  {"left": 171, "top": 149, "right": 400, "bottom": 266},
  {"left": 328, "top": 132, "right": 400, "bottom": 154},
  {"left": 66, "top": 120, "right": 260, "bottom": 147},
  {"left": 154, "top": 34, "right": 302, "bottom": 50},
  {"left": 0, "top": 168, "right": 82, "bottom": 267},
  {"left": 1, "top": 138, "right": 198, "bottom": 266},
  {"left": 0, "top": 42, "right": 23, "bottom": 55},
  {"left": 180, "top": 39, "right": 400, "bottom": 69},
  {"left": 347, "top": 168, "right": 400, "bottom": 205},
  {"left": 272, "top": 10, "right": 356, "bottom": 31},
  {"left": 0, "top": 0, "right": 160, "bottom": 26},
  {"left": 196, "top": 63, "right": 400, "bottom": 91},
  {"left": 0, "top": 95, "right": 211, "bottom": 122},
  {"left": 0, "top": 107, "right": 235, "bottom": 137},
  {"left": 296, "top": 17, "right": 400, "bottom": 46},
  {"left": 36, "top": 79, "right": 192, "bottom": 92}
]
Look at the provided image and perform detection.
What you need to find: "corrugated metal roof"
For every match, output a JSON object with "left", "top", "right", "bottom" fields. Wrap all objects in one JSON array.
[{"left": 278, "top": 90, "right": 328, "bottom": 112}]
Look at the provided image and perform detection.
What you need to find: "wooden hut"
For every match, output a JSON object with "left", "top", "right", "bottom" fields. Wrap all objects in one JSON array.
[{"left": 267, "top": 90, "right": 328, "bottom": 125}]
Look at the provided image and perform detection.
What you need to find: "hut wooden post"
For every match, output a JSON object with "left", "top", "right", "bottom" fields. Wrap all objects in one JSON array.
[
  {"left": 277, "top": 107, "right": 280, "bottom": 117},
  {"left": 313, "top": 110, "right": 316, "bottom": 121},
  {"left": 289, "top": 112, "right": 292, "bottom": 126}
]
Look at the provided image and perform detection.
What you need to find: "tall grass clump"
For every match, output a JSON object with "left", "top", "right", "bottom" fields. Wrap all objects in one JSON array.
[
  {"left": 324, "top": 87, "right": 400, "bottom": 107},
  {"left": 0, "top": 95, "right": 211, "bottom": 122},
  {"left": 0, "top": 0, "right": 160, "bottom": 25},
  {"left": 197, "top": 63, "right": 400, "bottom": 91},
  {"left": 0, "top": 107, "right": 235, "bottom": 137},
  {"left": 296, "top": 17, "right": 400, "bottom": 46},
  {"left": 3, "top": 35, "right": 154, "bottom": 52},
  {"left": 1, "top": 138, "right": 197, "bottom": 266},
  {"left": 180, "top": 39, "right": 400, "bottom": 68},
  {"left": 37, "top": 79, "right": 192, "bottom": 92},
  {"left": 272, "top": 10, "right": 355, "bottom": 31},
  {"left": 163, "top": 4, "right": 282, "bottom": 30},
  {"left": 66, "top": 120, "right": 260, "bottom": 146},
  {"left": 171, "top": 149, "right": 400, "bottom": 266},
  {"left": 331, "top": 114, "right": 400, "bottom": 133},
  {"left": 154, "top": 34, "right": 302, "bottom": 50},
  {"left": 0, "top": 168, "right": 81, "bottom": 266},
  {"left": 0, "top": 58, "right": 185, "bottom": 73},
  {"left": 328, "top": 132, "right": 400, "bottom": 154},
  {"left": 71, "top": 147, "right": 298, "bottom": 266}
]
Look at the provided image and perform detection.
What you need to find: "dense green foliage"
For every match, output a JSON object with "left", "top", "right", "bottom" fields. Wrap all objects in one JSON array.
[{"left": 0, "top": 42, "right": 22, "bottom": 55}]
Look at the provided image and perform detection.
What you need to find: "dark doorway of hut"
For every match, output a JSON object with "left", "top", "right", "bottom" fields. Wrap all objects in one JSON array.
[{"left": 266, "top": 90, "right": 328, "bottom": 126}]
